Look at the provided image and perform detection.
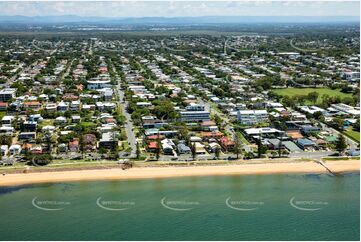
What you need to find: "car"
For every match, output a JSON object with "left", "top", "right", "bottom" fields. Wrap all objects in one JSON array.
[{"left": 227, "top": 156, "right": 237, "bottom": 160}]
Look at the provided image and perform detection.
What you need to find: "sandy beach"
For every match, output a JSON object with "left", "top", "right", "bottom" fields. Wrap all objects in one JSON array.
[{"left": 0, "top": 159, "right": 359, "bottom": 186}]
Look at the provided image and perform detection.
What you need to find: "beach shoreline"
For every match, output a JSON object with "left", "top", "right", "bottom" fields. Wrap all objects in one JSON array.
[{"left": 0, "top": 159, "right": 359, "bottom": 187}]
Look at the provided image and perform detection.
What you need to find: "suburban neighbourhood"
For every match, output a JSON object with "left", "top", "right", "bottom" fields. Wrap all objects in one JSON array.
[{"left": 0, "top": 28, "right": 359, "bottom": 168}]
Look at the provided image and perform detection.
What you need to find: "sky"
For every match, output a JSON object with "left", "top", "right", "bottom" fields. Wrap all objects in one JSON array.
[{"left": 0, "top": 1, "right": 359, "bottom": 18}]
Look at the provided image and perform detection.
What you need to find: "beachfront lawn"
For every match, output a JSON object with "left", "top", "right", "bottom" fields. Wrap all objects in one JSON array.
[
  {"left": 344, "top": 127, "right": 360, "bottom": 143},
  {"left": 273, "top": 88, "right": 352, "bottom": 104}
]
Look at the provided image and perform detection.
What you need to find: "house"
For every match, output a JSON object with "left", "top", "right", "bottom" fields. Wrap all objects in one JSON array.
[
  {"left": 70, "top": 101, "right": 81, "bottom": 111},
  {"left": 98, "top": 132, "right": 118, "bottom": 150},
  {"left": 98, "top": 88, "right": 113, "bottom": 101},
  {"left": 161, "top": 139, "right": 175, "bottom": 155},
  {"left": 147, "top": 134, "right": 165, "bottom": 141},
  {"left": 82, "top": 104, "right": 96, "bottom": 111},
  {"left": 2, "top": 115, "right": 14, "bottom": 125},
  {"left": 244, "top": 128, "right": 282, "bottom": 138},
  {"left": 286, "top": 131, "right": 304, "bottom": 140},
  {"left": 0, "top": 126, "right": 14, "bottom": 134},
  {"left": 87, "top": 80, "right": 111, "bottom": 90},
  {"left": 0, "top": 145, "right": 8, "bottom": 156},
  {"left": 21, "top": 143, "right": 32, "bottom": 153},
  {"left": 201, "top": 131, "right": 223, "bottom": 140},
  {"left": 136, "top": 102, "right": 152, "bottom": 108},
  {"left": 147, "top": 141, "right": 159, "bottom": 152},
  {"left": 18, "top": 132, "right": 36, "bottom": 140},
  {"left": 42, "top": 125, "right": 56, "bottom": 133},
  {"left": 144, "top": 129, "right": 178, "bottom": 138},
  {"left": 331, "top": 103, "right": 360, "bottom": 117},
  {"left": 22, "top": 121, "right": 37, "bottom": 132},
  {"left": 300, "top": 125, "right": 320, "bottom": 135},
  {"left": 266, "top": 138, "right": 286, "bottom": 150},
  {"left": 207, "top": 142, "right": 221, "bottom": 153},
  {"left": 31, "top": 146, "right": 43, "bottom": 154},
  {"left": 23, "top": 101, "right": 42, "bottom": 110},
  {"left": 71, "top": 116, "right": 81, "bottom": 123},
  {"left": 194, "top": 142, "right": 207, "bottom": 155},
  {"left": 69, "top": 139, "right": 79, "bottom": 152},
  {"left": 83, "top": 134, "right": 97, "bottom": 151},
  {"left": 57, "top": 101, "right": 69, "bottom": 112},
  {"left": 283, "top": 141, "right": 302, "bottom": 152},
  {"left": 201, "top": 121, "right": 217, "bottom": 131},
  {"left": 186, "top": 103, "right": 205, "bottom": 111},
  {"left": 9, "top": 145, "right": 21, "bottom": 155},
  {"left": 177, "top": 143, "right": 191, "bottom": 154},
  {"left": 0, "top": 88, "right": 16, "bottom": 102},
  {"left": 55, "top": 116, "right": 67, "bottom": 124},
  {"left": 58, "top": 143, "right": 68, "bottom": 153},
  {"left": 142, "top": 119, "right": 168, "bottom": 129},
  {"left": 297, "top": 138, "right": 317, "bottom": 150},
  {"left": 0, "top": 102, "right": 8, "bottom": 111},
  {"left": 29, "top": 114, "right": 43, "bottom": 122},
  {"left": 45, "top": 103, "right": 57, "bottom": 112},
  {"left": 219, "top": 136, "right": 235, "bottom": 151}
]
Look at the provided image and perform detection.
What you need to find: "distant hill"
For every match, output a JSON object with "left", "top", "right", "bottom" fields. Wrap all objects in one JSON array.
[{"left": 0, "top": 15, "right": 359, "bottom": 24}]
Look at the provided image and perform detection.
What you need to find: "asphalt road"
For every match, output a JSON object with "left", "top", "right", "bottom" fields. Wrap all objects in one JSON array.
[{"left": 116, "top": 81, "right": 137, "bottom": 158}]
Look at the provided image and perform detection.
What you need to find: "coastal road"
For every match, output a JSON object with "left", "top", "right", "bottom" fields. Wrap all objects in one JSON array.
[{"left": 290, "top": 151, "right": 334, "bottom": 159}]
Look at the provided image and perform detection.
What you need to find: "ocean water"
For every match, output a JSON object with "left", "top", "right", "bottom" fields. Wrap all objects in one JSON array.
[{"left": 0, "top": 173, "right": 359, "bottom": 241}]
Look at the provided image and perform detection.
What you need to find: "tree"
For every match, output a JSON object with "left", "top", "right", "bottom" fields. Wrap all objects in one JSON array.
[
  {"left": 278, "top": 132, "right": 284, "bottom": 158},
  {"left": 257, "top": 132, "right": 264, "bottom": 158},
  {"left": 233, "top": 133, "right": 242, "bottom": 159},
  {"left": 136, "top": 142, "right": 141, "bottom": 159},
  {"left": 353, "top": 119, "right": 360, "bottom": 131},
  {"left": 313, "top": 111, "right": 324, "bottom": 121},
  {"left": 0, "top": 135, "right": 12, "bottom": 146},
  {"left": 214, "top": 146, "right": 220, "bottom": 160},
  {"left": 281, "top": 95, "right": 295, "bottom": 108},
  {"left": 156, "top": 133, "right": 161, "bottom": 161},
  {"left": 307, "top": 91, "right": 319, "bottom": 104},
  {"left": 191, "top": 142, "right": 197, "bottom": 161},
  {"left": 331, "top": 117, "right": 344, "bottom": 131},
  {"left": 214, "top": 114, "right": 222, "bottom": 128},
  {"left": 335, "top": 134, "right": 347, "bottom": 155},
  {"left": 271, "top": 151, "right": 278, "bottom": 158},
  {"left": 99, "top": 147, "right": 108, "bottom": 154}
]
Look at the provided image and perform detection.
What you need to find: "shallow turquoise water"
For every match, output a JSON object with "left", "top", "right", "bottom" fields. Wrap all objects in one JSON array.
[{"left": 0, "top": 173, "right": 359, "bottom": 241}]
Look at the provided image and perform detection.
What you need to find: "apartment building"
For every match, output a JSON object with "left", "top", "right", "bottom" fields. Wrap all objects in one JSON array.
[
  {"left": 237, "top": 110, "right": 268, "bottom": 125},
  {"left": 0, "top": 88, "right": 16, "bottom": 102},
  {"left": 180, "top": 111, "right": 210, "bottom": 122}
]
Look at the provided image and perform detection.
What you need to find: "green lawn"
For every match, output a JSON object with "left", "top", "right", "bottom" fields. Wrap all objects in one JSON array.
[
  {"left": 0, "top": 111, "right": 6, "bottom": 119},
  {"left": 273, "top": 88, "right": 352, "bottom": 104},
  {"left": 344, "top": 127, "right": 360, "bottom": 143}
]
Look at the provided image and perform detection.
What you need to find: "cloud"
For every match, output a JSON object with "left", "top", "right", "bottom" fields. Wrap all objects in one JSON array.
[{"left": 0, "top": 1, "right": 359, "bottom": 17}]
